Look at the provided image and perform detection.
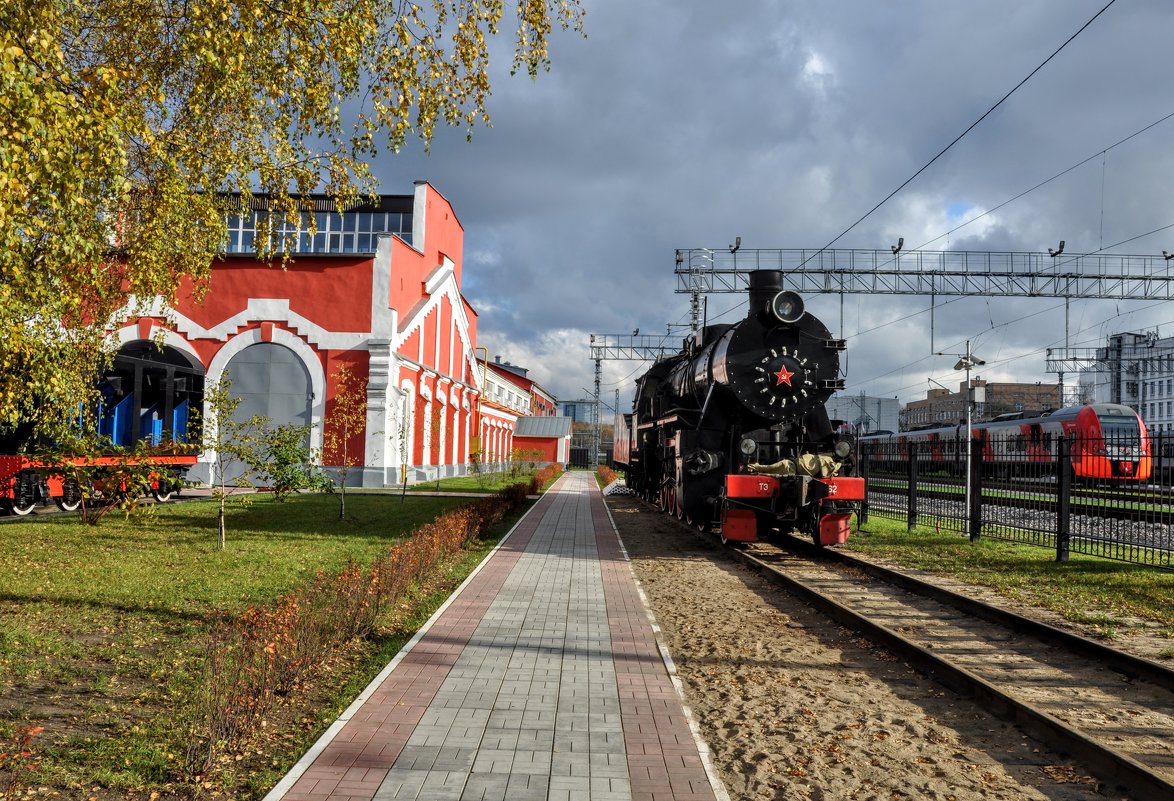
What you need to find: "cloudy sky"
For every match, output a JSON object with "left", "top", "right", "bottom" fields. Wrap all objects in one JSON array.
[{"left": 375, "top": 0, "right": 1174, "bottom": 411}]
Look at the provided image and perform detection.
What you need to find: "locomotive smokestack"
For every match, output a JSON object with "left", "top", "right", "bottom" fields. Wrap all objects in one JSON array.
[{"left": 748, "top": 270, "right": 785, "bottom": 318}]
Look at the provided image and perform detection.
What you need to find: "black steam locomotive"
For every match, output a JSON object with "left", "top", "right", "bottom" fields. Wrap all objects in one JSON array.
[{"left": 613, "top": 270, "right": 863, "bottom": 545}]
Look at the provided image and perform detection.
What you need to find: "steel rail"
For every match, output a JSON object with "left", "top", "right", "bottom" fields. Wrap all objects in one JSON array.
[{"left": 693, "top": 527, "right": 1174, "bottom": 800}]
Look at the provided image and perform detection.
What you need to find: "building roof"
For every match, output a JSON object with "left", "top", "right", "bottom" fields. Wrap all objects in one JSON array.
[{"left": 514, "top": 416, "right": 572, "bottom": 438}]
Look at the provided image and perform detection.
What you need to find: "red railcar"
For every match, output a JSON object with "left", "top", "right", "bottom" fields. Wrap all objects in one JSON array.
[
  {"left": 0, "top": 345, "right": 203, "bottom": 515},
  {"left": 861, "top": 403, "right": 1150, "bottom": 482}
]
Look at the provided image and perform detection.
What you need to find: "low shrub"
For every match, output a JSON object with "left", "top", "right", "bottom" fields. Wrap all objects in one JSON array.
[
  {"left": 597, "top": 465, "right": 618, "bottom": 487},
  {"left": 184, "top": 490, "right": 531, "bottom": 777}
]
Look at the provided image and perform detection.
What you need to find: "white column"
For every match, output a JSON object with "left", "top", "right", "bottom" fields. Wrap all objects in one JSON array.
[{"left": 362, "top": 339, "right": 392, "bottom": 487}]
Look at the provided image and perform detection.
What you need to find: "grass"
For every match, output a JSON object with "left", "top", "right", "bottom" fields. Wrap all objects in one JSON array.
[
  {"left": 404, "top": 472, "right": 538, "bottom": 493},
  {"left": 0, "top": 492, "right": 528, "bottom": 798},
  {"left": 234, "top": 513, "right": 524, "bottom": 799},
  {"left": 847, "top": 515, "right": 1174, "bottom": 631}
]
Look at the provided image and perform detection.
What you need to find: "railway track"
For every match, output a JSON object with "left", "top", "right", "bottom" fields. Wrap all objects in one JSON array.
[{"left": 694, "top": 524, "right": 1174, "bottom": 799}]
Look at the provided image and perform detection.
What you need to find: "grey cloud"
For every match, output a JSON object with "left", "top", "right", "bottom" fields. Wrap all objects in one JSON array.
[{"left": 373, "top": 0, "right": 1174, "bottom": 404}]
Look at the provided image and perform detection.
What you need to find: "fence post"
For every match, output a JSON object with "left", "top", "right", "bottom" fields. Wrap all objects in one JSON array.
[
  {"left": 1056, "top": 436, "right": 1071, "bottom": 562},
  {"left": 859, "top": 450, "right": 870, "bottom": 525},
  {"left": 906, "top": 447, "right": 918, "bottom": 530},
  {"left": 968, "top": 438, "right": 982, "bottom": 542}
]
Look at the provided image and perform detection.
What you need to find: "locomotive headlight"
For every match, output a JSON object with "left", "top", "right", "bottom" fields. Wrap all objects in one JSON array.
[
  {"left": 739, "top": 437, "right": 757, "bottom": 456},
  {"left": 834, "top": 438, "right": 852, "bottom": 459},
  {"left": 770, "top": 290, "right": 805, "bottom": 324}
]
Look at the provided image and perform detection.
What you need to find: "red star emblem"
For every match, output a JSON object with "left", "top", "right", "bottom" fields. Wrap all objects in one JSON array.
[{"left": 774, "top": 365, "right": 795, "bottom": 386}]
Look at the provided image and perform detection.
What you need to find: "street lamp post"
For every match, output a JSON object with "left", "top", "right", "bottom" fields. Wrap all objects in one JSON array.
[{"left": 937, "top": 340, "right": 985, "bottom": 535}]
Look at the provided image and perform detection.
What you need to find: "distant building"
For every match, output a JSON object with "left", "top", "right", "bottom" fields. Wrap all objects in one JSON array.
[
  {"left": 485, "top": 356, "right": 558, "bottom": 416},
  {"left": 1079, "top": 331, "right": 1174, "bottom": 434},
  {"left": 901, "top": 380, "right": 1060, "bottom": 430},
  {"left": 559, "top": 399, "right": 596, "bottom": 423},
  {"left": 513, "top": 416, "right": 572, "bottom": 466},
  {"left": 826, "top": 394, "right": 900, "bottom": 434}
]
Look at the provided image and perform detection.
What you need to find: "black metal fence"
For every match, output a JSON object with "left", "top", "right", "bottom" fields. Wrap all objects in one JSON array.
[{"left": 860, "top": 433, "right": 1173, "bottom": 570}]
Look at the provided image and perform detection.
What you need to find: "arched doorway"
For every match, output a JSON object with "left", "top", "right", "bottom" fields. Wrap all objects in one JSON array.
[
  {"left": 224, "top": 343, "right": 313, "bottom": 431},
  {"left": 100, "top": 341, "right": 205, "bottom": 447}
]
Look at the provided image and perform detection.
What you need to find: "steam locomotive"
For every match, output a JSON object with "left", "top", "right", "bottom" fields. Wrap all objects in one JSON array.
[{"left": 613, "top": 270, "right": 863, "bottom": 545}]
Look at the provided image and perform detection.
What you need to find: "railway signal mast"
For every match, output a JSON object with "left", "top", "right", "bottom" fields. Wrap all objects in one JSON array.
[
  {"left": 937, "top": 341, "right": 986, "bottom": 534},
  {"left": 586, "top": 332, "right": 678, "bottom": 467}
]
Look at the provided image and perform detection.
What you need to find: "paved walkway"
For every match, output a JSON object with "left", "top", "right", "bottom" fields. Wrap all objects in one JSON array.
[{"left": 265, "top": 471, "right": 724, "bottom": 801}]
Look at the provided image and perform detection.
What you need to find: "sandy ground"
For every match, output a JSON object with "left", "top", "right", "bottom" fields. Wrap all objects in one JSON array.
[{"left": 605, "top": 495, "right": 1128, "bottom": 801}]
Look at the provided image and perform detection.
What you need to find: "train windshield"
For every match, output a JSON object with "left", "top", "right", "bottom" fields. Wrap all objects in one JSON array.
[{"left": 1099, "top": 415, "right": 1140, "bottom": 445}]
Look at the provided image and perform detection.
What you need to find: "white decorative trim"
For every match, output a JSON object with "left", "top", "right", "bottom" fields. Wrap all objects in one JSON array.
[
  {"left": 204, "top": 328, "right": 325, "bottom": 454},
  {"left": 412, "top": 181, "right": 428, "bottom": 257},
  {"left": 109, "top": 325, "right": 204, "bottom": 371}
]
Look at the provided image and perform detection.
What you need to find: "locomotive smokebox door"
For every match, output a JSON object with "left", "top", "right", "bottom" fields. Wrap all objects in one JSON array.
[{"left": 706, "top": 270, "right": 845, "bottom": 426}]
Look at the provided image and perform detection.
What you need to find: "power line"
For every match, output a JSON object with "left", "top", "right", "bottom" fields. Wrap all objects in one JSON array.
[
  {"left": 802, "top": 0, "right": 1119, "bottom": 264},
  {"left": 911, "top": 108, "right": 1174, "bottom": 251}
]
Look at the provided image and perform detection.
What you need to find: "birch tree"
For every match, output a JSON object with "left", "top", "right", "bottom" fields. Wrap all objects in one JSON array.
[{"left": 0, "top": 0, "right": 584, "bottom": 434}]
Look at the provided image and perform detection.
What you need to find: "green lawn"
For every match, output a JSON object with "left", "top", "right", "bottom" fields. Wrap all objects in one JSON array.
[
  {"left": 0, "top": 493, "right": 511, "bottom": 796},
  {"left": 403, "top": 472, "right": 536, "bottom": 493},
  {"left": 847, "top": 516, "right": 1174, "bottom": 636}
]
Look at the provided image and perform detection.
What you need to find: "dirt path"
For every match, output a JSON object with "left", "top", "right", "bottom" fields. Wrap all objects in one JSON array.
[{"left": 606, "top": 495, "right": 1121, "bottom": 801}]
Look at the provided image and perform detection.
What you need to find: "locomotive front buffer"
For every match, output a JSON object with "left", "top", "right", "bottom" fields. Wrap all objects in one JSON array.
[{"left": 721, "top": 473, "right": 865, "bottom": 545}]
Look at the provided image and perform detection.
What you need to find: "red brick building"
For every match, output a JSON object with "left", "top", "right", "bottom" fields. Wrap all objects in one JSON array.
[{"left": 107, "top": 181, "right": 485, "bottom": 485}]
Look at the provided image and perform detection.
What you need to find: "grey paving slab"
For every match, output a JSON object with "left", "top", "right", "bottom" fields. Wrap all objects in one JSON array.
[
  {"left": 371, "top": 474, "right": 632, "bottom": 801},
  {"left": 276, "top": 471, "right": 721, "bottom": 801}
]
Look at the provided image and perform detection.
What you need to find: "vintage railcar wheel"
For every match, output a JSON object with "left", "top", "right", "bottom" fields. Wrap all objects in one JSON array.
[
  {"left": 7, "top": 497, "right": 36, "bottom": 516},
  {"left": 152, "top": 487, "right": 176, "bottom": 503},
  {"left": 55, "top": 479, "right": 83, "bottom": 512},
  {"left": 55, "top": 496, "right": 82, "bottom": 512}
]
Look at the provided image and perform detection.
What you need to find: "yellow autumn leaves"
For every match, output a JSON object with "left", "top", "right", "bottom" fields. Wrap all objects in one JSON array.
[{"left": 0, "top": 0, "right": 583, "bottom": 434}]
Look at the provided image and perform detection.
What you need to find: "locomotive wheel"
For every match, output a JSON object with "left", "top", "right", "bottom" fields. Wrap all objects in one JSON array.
[
  {"left": 55, "top": 479, "right": 83, "bottom": 512},
  {"left": 152, "top": 487, "right": 176, "bottom": 503}
]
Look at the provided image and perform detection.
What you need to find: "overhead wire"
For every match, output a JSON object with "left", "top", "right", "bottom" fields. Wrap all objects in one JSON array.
[
  {"left": 800, "top": 0, "right": 1120, "bottom": 265},
  {"left": 910, "top": 108, "right": 1174, "bottom": 252}
]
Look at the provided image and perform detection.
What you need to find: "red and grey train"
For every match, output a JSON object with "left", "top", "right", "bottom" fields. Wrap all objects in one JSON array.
[
  {"left": 0, "top": 344, "right": 202, "bottom": 515},
  {"left": 612, "top": 270, "right": 863, "bottom": 545},
  {"left": 860, "top": 403, "right": 1151, "bottom": 482}
]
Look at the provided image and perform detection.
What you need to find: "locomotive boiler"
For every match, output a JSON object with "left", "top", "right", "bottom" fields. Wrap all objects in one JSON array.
[{"left": 613, "top": 270, "right": 863, "bottom": 545}]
